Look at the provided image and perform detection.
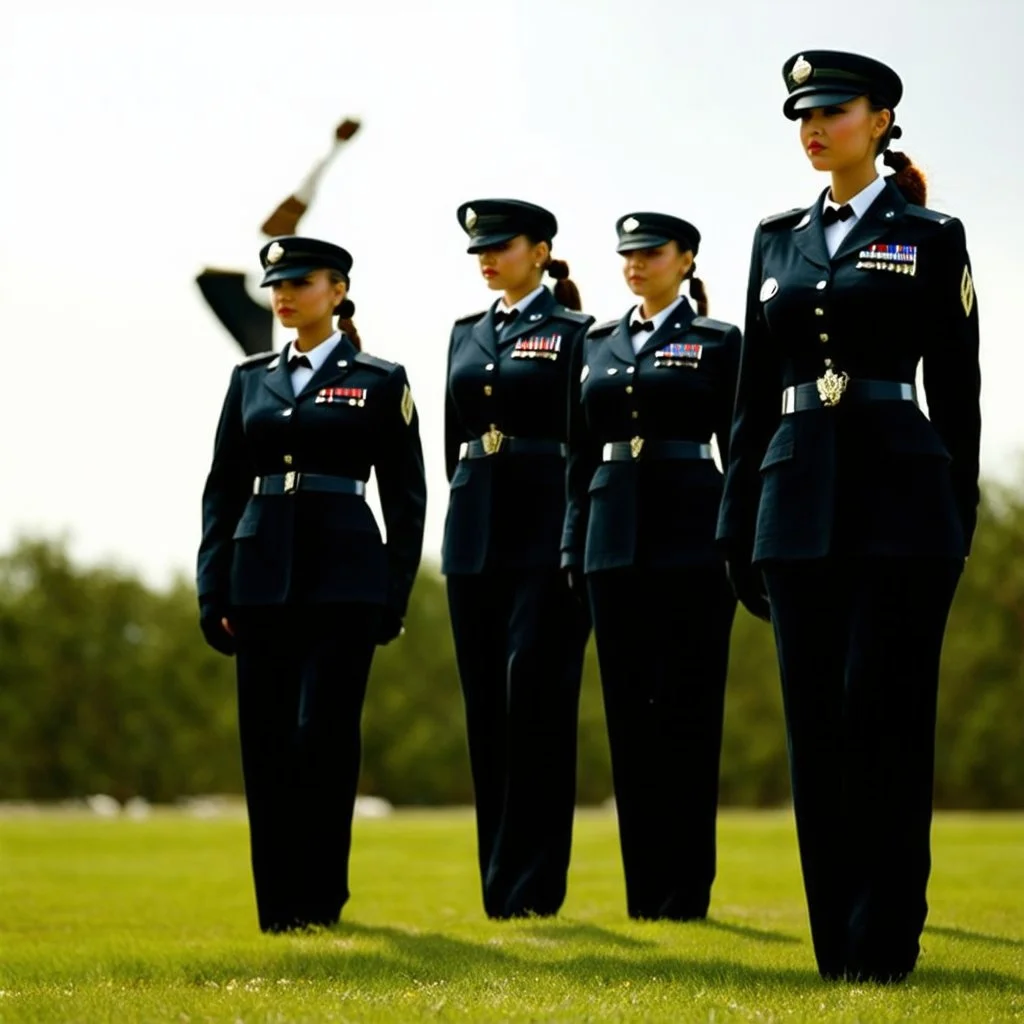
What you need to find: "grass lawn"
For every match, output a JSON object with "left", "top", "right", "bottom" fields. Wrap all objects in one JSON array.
[{"left": 0, "top": 809, "right": 1021, "bottom": 1023}]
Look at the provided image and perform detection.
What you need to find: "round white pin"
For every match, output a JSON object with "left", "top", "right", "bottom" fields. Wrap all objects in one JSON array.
[{"left": 760, "top": 278, "right": 779, "bottom": 302}]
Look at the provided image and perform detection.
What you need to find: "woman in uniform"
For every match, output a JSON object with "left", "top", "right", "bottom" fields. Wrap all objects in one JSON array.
[
  {"left": 718, "top": 52, "right": 981, "bottom": 982},
  {"left": 562, "top": 212, "right": 740, "bottom": 921},
  {"left": 197, "top": 235, "right": 426, "bottom": 933},
  {"left": 444, "top": 199, "right": 594, "bottom": 919}
]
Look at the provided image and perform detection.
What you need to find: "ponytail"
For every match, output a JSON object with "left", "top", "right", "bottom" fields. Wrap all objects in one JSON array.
[
  {"left": 334, "top": 297, "right": 362, "bottom": 351},
  {"left": 871, "top": 101, "right": 928, "bottom": 207},
  {"left": 545, "top": 257, "right": 582, "bottom": 311},
  {"left": 686, "top": 265, "right": 709, "bottom": 317},
  {"left": 329, "top": 272, "right": 362, "bottom": 351},
  {"left": 883, "top": 148, "right": 928, "bottom": 207}
]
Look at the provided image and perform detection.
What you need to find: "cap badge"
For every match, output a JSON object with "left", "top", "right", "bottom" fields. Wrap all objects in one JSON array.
[
  {"left": 267, "top": 241, "right": 285, "bottom": 264},
  {"left": 791, "top": 55, "right": 813, "bottom": 85},
  {"left": 622, "top": 216, "right": 640, "bottom": 233},
  {"left": 465, "top": 206, "right": 478, "bottom": 230}
]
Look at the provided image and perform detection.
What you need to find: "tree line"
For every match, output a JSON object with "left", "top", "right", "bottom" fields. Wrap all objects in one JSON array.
[{"left": 1, "top": 475, "right": 1021, "bottom": 808}]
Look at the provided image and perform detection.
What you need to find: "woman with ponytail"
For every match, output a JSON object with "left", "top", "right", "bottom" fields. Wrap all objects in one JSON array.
[
  {"left": 562, "top": 212, "right": 740, "bottom": 920},
  {"left": 197, "top": 236, "right": 426, "bottom": 931},
  {"left": 443, "top": 199, "right": 594, "bottom": 918},
  {"left": 718, "top": 52, "right": 980, "bottom": 983}
]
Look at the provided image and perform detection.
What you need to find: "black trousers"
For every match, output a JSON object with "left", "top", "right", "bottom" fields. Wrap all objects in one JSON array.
[
  {"left": 446, "top": 569, "right": 589, "bottom": 918},
  {"left": 761, "top": 557, "right": 962, "bottom": 981},
  {"left": 587, "top": 565, "right": 737, "bottom": 920},
  {"left": 232, "top": 603, "right": 378, "bottom": 933}
]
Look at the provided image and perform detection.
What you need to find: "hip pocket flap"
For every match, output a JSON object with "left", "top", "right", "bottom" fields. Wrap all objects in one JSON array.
[{"left": 759, "top": 440, "right": 795, "bottom": 472}]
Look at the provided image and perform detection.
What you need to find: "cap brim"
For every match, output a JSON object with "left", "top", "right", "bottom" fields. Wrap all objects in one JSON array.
[
  {"left": 260, "top": 264, "right": 321, "bottom": 285},
  {"left": 616, "top": 233, "right": 673, "bottom": 253},
  {"left": 783, "top": 87, "right": 862, "bottom": 119},
  {"left": 465, "top": 231, "right": 518, "bottom": 254}
]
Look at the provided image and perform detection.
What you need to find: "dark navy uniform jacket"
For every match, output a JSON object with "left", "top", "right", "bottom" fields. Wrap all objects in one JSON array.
[
  {"left": 442, "top": 287, "right": 593, "bottom": 574},
  {"left": 562, "top": 301, "right": 740, "bottom": 574},
  {"left": 717, "top": 179, "right": 981, "bottom": 563},
  {"left": 198, "top": 334, "right": 426, "bottom": 613}
]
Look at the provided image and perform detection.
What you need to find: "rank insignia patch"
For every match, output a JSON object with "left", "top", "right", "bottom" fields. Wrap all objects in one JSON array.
[
  {"left": 401, "top": 383, "right": 415, "bottom": 425},
  {"left": 960, "top": 265, "right": 974, "bottom": 317}
]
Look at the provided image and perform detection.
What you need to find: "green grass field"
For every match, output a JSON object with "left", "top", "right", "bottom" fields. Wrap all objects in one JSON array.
[{"left": 0, "top": 810, "right": 1021, "bottom": 1023}]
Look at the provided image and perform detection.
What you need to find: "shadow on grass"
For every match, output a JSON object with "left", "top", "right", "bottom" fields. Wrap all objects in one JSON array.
[
  {"left": 925, "top": 924, "right": 1023, "bottom": 948},
  {"left": 698, "top": 918, "right": 801, "bottom": 945},
  {"left": 167, "top": 922, "right": 1020, "bottom": 995},
  {"left": 516, "top": 921, "right": 654, "bottom": 949}
]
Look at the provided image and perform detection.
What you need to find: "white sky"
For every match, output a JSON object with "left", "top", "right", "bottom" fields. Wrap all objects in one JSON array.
[{"left": 2, "top": 0, "right": 1022, "bottom": 586}]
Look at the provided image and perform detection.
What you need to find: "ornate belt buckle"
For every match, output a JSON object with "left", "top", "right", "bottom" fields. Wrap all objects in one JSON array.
[
  {"left": 481, "top": 426, "right": 504, "bottom": 455},
  {"left": 816, "top": 368, "right": 850, "bottom": 407},
  {"left": 630, "top": 436, "right": 644, "bottom": 459},
  {"left": 283, "top": 470, "right": 298, "bottom": 493}
]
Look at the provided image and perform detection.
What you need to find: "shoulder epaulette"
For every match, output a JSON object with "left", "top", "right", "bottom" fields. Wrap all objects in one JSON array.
[
  {"left": 238, "top": 350, "right": 277, "bottom": 368},
  {"left": 554, "top": 307, "right": 594, "bottom": 326},
  {"left": 692, "top": 316, "right": 735, "bottom": 336},
  {"left": 905, "top": 204, "right": 953, "bottom": 225},
  {"left": 454, "top": 309, "right": 487, "bottom": 326},
  {"left": 355, "top": 351, "right": 399, "bottom": 374},
  {"left": 760, "top": 207, "right": 806, "bottom": 229},
  {"left": 588, "top": 319, "right": 618, "bottom": 339}
]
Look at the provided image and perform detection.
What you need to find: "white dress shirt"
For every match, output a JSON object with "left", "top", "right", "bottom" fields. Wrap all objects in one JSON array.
[
  {"left": 286, "top": 331, "right": 342, "bottom": 396},
  {"left": 822, "top": 174, "right": 888, "bottom": 258},
  {"left": 494, "top": 284, "right": 546, "bottom": 334},
  {"left": 628, "top": 295, "right": 689, "bottom": 355}
]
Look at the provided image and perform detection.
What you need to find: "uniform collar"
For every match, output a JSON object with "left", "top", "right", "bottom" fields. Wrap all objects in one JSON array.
[
  {"left": 286, "top": 330, "right": 342, "bottom": 373},
  {"left": 822, "top": 174, "right": 888, "bottom": 223},
  {"left": 630, "top": 295, "right": 687, "bottom": 335},
  {"left": 495, "top": 284, "right": 546, "bottom": 317}
]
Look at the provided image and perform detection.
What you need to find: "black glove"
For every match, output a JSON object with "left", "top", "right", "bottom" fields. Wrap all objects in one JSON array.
[
  {"left": 726, "top": 559, "right": 772, "bottom": 623},
  {"left": 199, "top": 598, "right": 236, "bottom": 656},
  {"left": 376, "top": 608, "right": 404, "bottom": 646}
]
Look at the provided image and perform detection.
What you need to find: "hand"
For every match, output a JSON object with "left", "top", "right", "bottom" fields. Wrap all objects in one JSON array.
[
  {"left": 376, "top": 609, "right": 405, "bottom": 646},
  {"left": 725, "top": 559, "right": 772, "bottom": 623},
  {"left": 199, "top": 599, "right": 236, "bottom": 656},
  {"left": 564, "top": 566, "right": 587, "bottom": 605}
]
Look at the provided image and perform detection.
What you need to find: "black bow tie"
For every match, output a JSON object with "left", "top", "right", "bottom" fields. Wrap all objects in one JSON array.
[
  {"left": 493, "top": 308, "right": 519, "bottom": 329},
  {"left": 821, "top": 203, "right": 854, "bottom": 226},
  {"left": 629, "top": 319, "right": 655, "bottom": 335},
  {"left": 288, "top": 352, "right": 312, "bottom": 370}
]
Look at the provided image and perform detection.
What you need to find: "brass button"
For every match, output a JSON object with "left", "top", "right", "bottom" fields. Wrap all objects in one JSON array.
[
  {"left": 283, "top": 454, "right": 293, "bottom": 465},
  {"left": 483, "top": 385, "right": 493, "bottom": 396},
  {"left": 814, "top": 308, "right": 824, "bottom": 316},
  {"left": 625, "top": 385, "right": 634, "bottom": 394},
  {"left": 819, "top": 333, "right": 829, "bottom": 342},
  {"left": 631, "top": 410, "right": 639, "bottom": 420}
]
